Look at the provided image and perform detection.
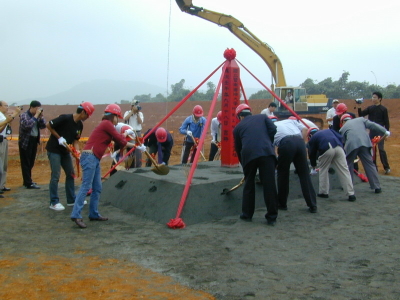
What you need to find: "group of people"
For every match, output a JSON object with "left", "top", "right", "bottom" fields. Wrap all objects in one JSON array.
[
  {"left": 237, "top": 91, "right": 391, "bottom": 226},
  {"left": 0, "top": 91, "right": 390, "bottom": 229}
]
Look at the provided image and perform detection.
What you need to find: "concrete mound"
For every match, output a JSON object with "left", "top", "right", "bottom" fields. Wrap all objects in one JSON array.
[{"left": 102, "top": 161, "right": 358, "bottom": 225}]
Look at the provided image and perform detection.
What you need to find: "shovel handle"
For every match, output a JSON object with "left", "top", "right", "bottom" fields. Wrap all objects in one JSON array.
[
  {"left": 188, "top": 132, "right": 207, "bottom": 161},
  {"left": 135, "top": 136, "right": 161, "bottom": 170}
]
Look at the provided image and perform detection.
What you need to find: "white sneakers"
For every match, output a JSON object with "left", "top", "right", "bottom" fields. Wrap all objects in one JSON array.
[
  {"left": 66, "top": 200, "right": 87, "bottom": 207},
  {"left": 49, "top": 203, "right": 65, "bottom": 211},
  {"left": 50, "top": 200, "right": 87, "bottom": 210}
]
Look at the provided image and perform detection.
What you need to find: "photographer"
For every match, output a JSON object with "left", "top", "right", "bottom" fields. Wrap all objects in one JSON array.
[
  {"left": 123, "top": 100, "right": 144, "bottom": 168},
  {"left": 0, "top": 101, "right": 22, "bottom": 196},
  {"left": 18, "top": 100, "right": 46, "bottom": 189}
]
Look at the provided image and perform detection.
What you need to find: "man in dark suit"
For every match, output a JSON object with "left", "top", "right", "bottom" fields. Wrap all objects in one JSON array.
[
  {"left": 233, "top": 104, "right": 278, "bottom": 226},
  {"left": 357, "top": 91, "right": 391, "bottom": 174}
]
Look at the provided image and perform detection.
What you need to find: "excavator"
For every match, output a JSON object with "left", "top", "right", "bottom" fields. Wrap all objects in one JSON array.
[{"left": 175, "top": 0, "right": 330, "bottom": 121}]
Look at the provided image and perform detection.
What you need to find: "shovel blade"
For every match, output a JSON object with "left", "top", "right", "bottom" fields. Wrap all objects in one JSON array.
[{"left": 151, "top": 164, "right": 170, "bottom": 175}]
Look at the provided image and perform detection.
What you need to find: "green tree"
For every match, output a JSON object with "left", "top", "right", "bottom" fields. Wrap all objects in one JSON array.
[
  {"left": 152, "top": 93, "right": 166, "bottom": 102},
  {"left": 134, "top": 94, "right": 151, "bottom": 102},
  {"left": 249, "top": 89, "right": 272, "bottom": 100}
]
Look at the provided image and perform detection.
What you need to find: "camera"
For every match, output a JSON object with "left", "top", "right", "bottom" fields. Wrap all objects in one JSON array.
[
  {"left": 131, "top": 100, "right": 141, "bottom": 111},
  {"left": 355, "top": 98, "right": 364, "bottom": 104}
]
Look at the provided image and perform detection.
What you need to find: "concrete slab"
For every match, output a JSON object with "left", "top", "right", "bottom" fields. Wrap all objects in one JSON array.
[{"left": 101, "top": 161, "right": 361, "bottom": 225}]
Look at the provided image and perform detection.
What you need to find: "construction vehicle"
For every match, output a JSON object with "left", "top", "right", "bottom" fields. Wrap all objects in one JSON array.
[{"left": 175, "top": 0, "right": 330, "bottom": 119}]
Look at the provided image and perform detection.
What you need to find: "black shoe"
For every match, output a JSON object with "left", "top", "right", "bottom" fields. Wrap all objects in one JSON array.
[
  {"left": 278, "top": 205, "right": 288, "bottom": 211},
  {"left": 309, "top": 206, "right": 317, "bottom": 213},
  {"left": 375, "top": 188, "right": 382, "bottom": 194},
  {"left": 317, "top": 193, "right": 329, "bottom": 198},
  {"left": 348, "top": 195, "right": 356, "bottom": 202},
  {"left": 26, "top": 183, "right": 40, "bottom": 189},
  {"left": 0, "top": 195, "right": 4, "bottom": 198},
  {"left": 239, "top": 213, "right": 252, "bottom": 221},
  {"left": 2, "top": 187, "right": 10, "bottom": 192},
  {"left": 267, "top": 219, "right": 276, "bottom": 226}
]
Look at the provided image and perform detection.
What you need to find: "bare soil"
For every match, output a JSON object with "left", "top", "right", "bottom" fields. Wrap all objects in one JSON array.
[{"left": 1, "top": 99, "right": 399, "bottom": 299}]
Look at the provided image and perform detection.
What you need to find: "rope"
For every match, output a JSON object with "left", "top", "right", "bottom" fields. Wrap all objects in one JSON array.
[
  {"left": 236, "top": 59, "right": 310, "bottom": 129},
  {"left": 102, "top": 61, "right": 226, "bottom": 179},
  {"left": 167, "top": 61, "right": 226, "bottom": 229}
]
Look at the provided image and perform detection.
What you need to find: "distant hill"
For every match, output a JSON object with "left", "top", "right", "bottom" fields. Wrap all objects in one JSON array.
[
  {"left": 16, "top": 79, "right": 265, "bottom": 106},
  {"left": 23, "top": 79, "right": 167, "bottom": 105}
]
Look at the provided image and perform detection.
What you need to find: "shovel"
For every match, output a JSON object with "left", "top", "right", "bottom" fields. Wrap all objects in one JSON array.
[
  {"left": 135, "top": 136, "right": 169, "bottom": 175},
  {"left": 188, "top": 132, "right": 207, "bottom": 161},
  {"left": 221, "top": 177, "right": 245, "bottom": 195}
]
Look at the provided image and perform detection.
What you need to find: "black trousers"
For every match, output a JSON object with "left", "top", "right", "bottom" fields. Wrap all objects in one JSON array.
[
  {"left": 181, "top": 141, "right": 196, "bottom": 164},
  {"left": 370, "top": 131, "right": 390, "bottom": 170},
  {"left": 19, "top": 137, "right": 38, "bottom": 187},
  {"left": 242, "top": 156, "right": 278, "bottom": 221},
  {"left": 277, "top": 136, "right": 316, "bottom": 208},
  {"left": 208, "top": 143, "right": 219, "bottom": 161}
]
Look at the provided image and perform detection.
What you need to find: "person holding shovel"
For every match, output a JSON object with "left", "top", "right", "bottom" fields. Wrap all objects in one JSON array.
[
  {"left": 233, "top": 104, "right": 278, "bottom": 226},
  {"left": 46, "top": 102, "right": 95, "bottom": 211},
  {"left": 339, "top": 114, "right": 390, "bottom": 194},
  {"left": 109, "top": 122, "right": 136, "bottom": 176},
  {"left": 70, "top": 104, "right": 145, "bottom": 229},
  {"left": 179, "top": 105, "right": 206, "bottom": 164},
  {"left": 143, "top": 127, "right": 173, "bottom": 166}
]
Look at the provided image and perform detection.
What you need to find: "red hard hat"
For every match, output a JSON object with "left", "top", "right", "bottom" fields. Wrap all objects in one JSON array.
[
  {"left": 340, "top": 113, "right": 353, "bottom": 123},
  {"left": 307, "top": 127, "right": 319, "bottom": 140},
  {"left": 120, "top": 125, "right": 134, "bottom": 141},
  {"left": 193, "top": 105, "right": 203, "bottom": 117},
  {"left": 80, "top": 102, "right": 95, "bottom": 117},
  {"left": 268, "top": 115, "right": 278, "bottom": 122},
  {"left": 336, "top": 103, "right": 347, "bottom": 115},
  {"left": 104, "top": 104, "right": 123, "bottom": 119},
  {"left": 235, "top": 103, "right": 251, "bottom": 118},
  {"left": 155, "top": 127, "right": 168, "bottom": 143},
  {"left": 217, "top": 111, "right": 222, "bottom": 123}
]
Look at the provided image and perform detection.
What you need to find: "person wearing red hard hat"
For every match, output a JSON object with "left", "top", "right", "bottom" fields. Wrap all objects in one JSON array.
[
  {"left": 123, "top": 99, "right": 144, "bottom": 168},
  {"left": 332, "top": 103, "right": 356, "bottom": 132},
  {"left": 70, "top": 104, "right": 145, "bottom": 229},
  {"left": 143, "top": 127, "right": 174, "bottom": 166},
  {"left": 307, "top": 126, "right": 356, "bottom": 202},
  {"left": 339, "top": 115, "right": 390, "bottom": 194},
  {"left": 179, "top": 105, "right": 206, "bottom": 164},
  {"left": 46, "top": 102, "right": 95, "bottom": 211},
  {"left": 209, "top": 111, "right": 222, "bottom": 161},
  {"left": 109, "top": 122, "right": 136, "bottom": 176},
  {"left": 233, "top": 103, "right": 278, "bottom": 225}
]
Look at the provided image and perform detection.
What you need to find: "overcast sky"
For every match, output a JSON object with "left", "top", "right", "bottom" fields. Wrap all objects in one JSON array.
[{"left": 1, "top": 0, "right": 399, "bottom": 102}]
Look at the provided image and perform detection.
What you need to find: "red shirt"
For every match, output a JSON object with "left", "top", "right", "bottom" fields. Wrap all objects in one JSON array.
[{"left": 84, "top": 119, "right": 128, "bottom": 159}]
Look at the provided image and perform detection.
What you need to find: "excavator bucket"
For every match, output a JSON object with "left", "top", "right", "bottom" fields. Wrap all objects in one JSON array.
[{"left": 176, "top": 0, "right": 193, "bottom": 11}]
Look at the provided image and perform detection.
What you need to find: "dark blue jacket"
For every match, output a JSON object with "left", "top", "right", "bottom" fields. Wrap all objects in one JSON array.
[
  {"left": 233, "top": 114, "right": 277, "bottom": 168},
  {"left": 307, "top": 129, "right": 344, "bottom": 167}
]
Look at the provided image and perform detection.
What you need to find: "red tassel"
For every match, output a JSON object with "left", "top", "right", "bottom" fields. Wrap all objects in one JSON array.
[{"left": 167, "top": 218, "right": 186, "bottom": 229}]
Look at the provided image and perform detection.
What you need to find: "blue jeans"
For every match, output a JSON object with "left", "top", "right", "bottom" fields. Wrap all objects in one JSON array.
[
  {"left": 47, "top": 151, "right": 76, "bottom": 205},
  {"left": 70, "top": 153, "right": 103, "bottom": 219}
]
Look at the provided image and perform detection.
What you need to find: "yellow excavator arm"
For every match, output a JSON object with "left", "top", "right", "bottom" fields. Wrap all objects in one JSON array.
[{"left": 176, "top": 0, "right": 287, "bottom": 87}]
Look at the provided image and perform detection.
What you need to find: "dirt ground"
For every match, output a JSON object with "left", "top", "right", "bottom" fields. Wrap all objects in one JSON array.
[{"left": 1, "top": 99, "right": 400, "bottom": 299}]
